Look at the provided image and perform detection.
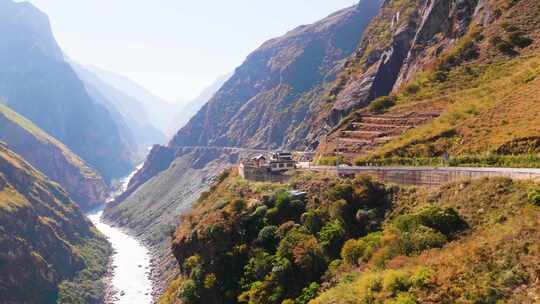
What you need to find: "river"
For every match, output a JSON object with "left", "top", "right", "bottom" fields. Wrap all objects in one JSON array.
[{"left": 87, "top": 163, "right": 153, "bottom": 304}]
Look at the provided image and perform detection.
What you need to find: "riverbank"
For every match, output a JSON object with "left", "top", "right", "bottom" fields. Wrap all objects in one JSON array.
[{"left": 88, "top": 211, "right": 153, "bottom": 304}]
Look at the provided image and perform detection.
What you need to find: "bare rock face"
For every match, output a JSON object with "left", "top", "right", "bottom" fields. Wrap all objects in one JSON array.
[
  {"left": 0, "top": 105, "right": 107, "bottom": 211},
  {"left": 317, "top": 0, "right": 482, "bottom": 135}
]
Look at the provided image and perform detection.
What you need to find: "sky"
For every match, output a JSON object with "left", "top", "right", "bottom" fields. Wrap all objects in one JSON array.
[{"left": 26, "top": 0, "right": 359, "bottom": 103}]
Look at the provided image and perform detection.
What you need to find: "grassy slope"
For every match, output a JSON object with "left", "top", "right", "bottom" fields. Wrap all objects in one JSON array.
[
  {"left": 0, "top": 103, "right": 99, "bottom": 178},
  {"left": 312, "top": 178, "right": 540, "bottom": 304},
  {"left": 354, "top": 0, "right": 540, "bottom": 164},
  {"left": 0, "top": 144, "right": 111, "bottom": 304}
]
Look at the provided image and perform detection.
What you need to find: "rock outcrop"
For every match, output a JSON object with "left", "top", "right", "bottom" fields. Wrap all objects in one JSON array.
[
  {"left": 313, "top": 0, "right": 483, "bottom": 135},
  {"left": 0, "top": 104, "right": 107, "bottom": 211}
]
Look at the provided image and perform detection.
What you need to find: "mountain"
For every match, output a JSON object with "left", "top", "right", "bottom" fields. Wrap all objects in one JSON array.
[
  {"left": 84, "top": 65, "right": 178, "bottom": 134},
  {"left": 316, "top": 0, "right": 540, "bottom": 166},
  {"left": 131, "top": 0, "right": 540, "bottom": 301},
  {"left": 0, "top": 0, "right": 134, "bottom": 181},
  {"left": 103, "top": 0, "right": 384, "bottom": 292},
  {"left": 170, "top": 0, "right": 384, "bottom": 150},
  {"left": 73, "top": 63, "right": 167, "bottom": 159},
  {"left": 0, "top": 142, "right": 111, "bottom": 304},
  {"left": 166, "top": 74, "right": 232, "bottom": 137},
  {"left": 0, "top": 104, "right": 107, "bottom": 211}
]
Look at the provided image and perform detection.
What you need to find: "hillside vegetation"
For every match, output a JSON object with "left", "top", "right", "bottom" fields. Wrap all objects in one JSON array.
[
  {"left": 322, "top": 0, "right": 540, "bottom": 167},
  {"left": 0, "top": 104, "right": 108, "bottom": 210},
  {"left": 160, "top": 170, "right": 540, "bottom": 304},
  {"left": 0, "top": 143, "right": 112, "bottom": 304}
]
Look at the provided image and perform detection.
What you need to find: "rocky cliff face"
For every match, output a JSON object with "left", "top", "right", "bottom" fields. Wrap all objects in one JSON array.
[
  {"left": 0, "top": 104, "right": 107, "bottom": 211},
  {"left": 170, "top": 0, "right": 383, "bottom": 150},
  {"left": 0, "top": 143, "right": 111, "bottom": 304},
  {"left": 318, "top": 0, "right": 540, "bottom": 162},
  {"left": 0, "top": 0, "right": 134, "bottom": 181},
  {"left": 309, "top": 0, "right": 483, "bottom": 137}
]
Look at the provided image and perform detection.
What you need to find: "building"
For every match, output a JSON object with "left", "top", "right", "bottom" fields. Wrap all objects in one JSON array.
[
  {"left": 269, "top": 152, "right": 296, "bottom": 172},
  {"left": 238, "top": 151, "right": 297, "bottom": 181}
]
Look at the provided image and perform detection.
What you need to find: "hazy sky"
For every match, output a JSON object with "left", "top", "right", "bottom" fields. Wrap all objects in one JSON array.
[{"left": 26, "top": 0, "right": 358, "bottom": 103}]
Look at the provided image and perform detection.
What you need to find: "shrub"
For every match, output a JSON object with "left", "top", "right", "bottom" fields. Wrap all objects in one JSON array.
[
  {"left": 509, "top": 32, "right": 533, "bottom": 48},
  {"left": 368, "top": 96, "right": 397, "bottom": 113},
  {"left": 358, "top": 232, "right": 382, "bottom": 261},
  {"left": 329, "top": 199, "right": 349, "bottom": 222},
  {"left": 301, "top": 210, "right": 326, "bottom": 234},
  {"left": 257, "top": 226, "right": 279, "bottom": 251},
  {"left": 243, "top": 251, "right": 274, "bottom": 285},
  {"left": 275, "top": 191, "right": 292, "bottom": 210},
  {"left": 277, "top": 227, "right": 313, "bottom": 260},
  {"left": 318, "top": 220, "right": 346, "bottom": 256},
  {"left": 178, "top": 279, "right": 199, "bottom": 303},
  {"left": 390, "top": 293, "right": 417, "bottom": 304},
  {"left": 404, "top": 84, "right": 420, "bottom": 95},
  {"left": 271, "top": 256, "right": 292, "bottom": 278},
  {"left": 291, "top": 237, "right": 326, "bottom": 275},
  {"left": 204, "top": 273, "right": 217, "bottom": 289},
  {"left": 231, "top": 199, "right": 246, "bottom": 213},
  {"left": 296, "top": 282, "right": 320, "bottom": 304},
  {"left": 184, "top": 255, "right": 202, "bottom": 271},
  {"left": 400, "top": 226, "right": 447, "bottom": 255},
  {"left": 432, "top": 70, "right": 448, "bottom": 82},
  {"left": 410, "top": 267, "right": 433, "bottom": 288},
  {"left": 528, "top": 189, "right": 540, "bottom": 206},
  {"left": 341, "top": 239, "right": 367, "bottom": 265},
  {"left": 390, "top": 207, "right": 466, "bottom": 256},
  {"left": 496, "top": 40, "right": 517, "bottom": 56},
  {"left": 416, "top": 206, "right": 467, "bottom": 236},
  {"left": 383, "top": 270, "right": 411, "bottom": 295}
]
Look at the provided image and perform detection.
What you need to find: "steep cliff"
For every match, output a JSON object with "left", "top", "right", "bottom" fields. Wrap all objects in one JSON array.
[
  {"left": 318, "top": 0, "right": 540, "bottom": 165},
  {"left": 0, "top": 104, "right": 107, "bottom": 211},
  {"left": 170, "top": 0, "right": 383, "bottom": 150},
  {"left": 0, "top": 0, "right": 134, "bottom": 181},
  {"left": 309, "top": 0, "right": 481, "bottom": 136},
  {"left": 0, "top": 143, "right": 111, "bottom": 304}
]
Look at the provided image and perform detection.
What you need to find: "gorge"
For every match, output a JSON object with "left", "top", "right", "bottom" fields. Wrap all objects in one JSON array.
[{"left": 1, "top": 0, "right": 540, "bottom": 303}]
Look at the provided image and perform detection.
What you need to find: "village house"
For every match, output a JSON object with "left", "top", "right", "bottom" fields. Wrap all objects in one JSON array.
[
  {"left": 269, "top": 152, "right": 296, "bottom": 172},
  {"left": 239, "top": 151, "right": 297, "bottom": 182}
]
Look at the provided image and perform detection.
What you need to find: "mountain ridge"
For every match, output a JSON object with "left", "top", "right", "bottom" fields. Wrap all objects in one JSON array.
[
  {"left": 0, "top": 142, "right": 111, "bottom": 304},
  {"left": 0, "top": 0, "right": 135, "bottom": 181},
  {"left": 0, "top": 103, "right": 108, "bottom": 210}
]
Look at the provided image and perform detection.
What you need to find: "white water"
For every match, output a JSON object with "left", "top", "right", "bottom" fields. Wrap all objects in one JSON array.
[{"left": 86, "top": 163, "right": 152, "bottom": 304}]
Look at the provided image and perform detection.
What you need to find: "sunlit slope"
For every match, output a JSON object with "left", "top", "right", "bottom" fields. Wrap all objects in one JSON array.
[
  {"left": 0, "top": 143, "right": 111, "bottom": 304},
  {"left": 320, "top": 0, "right": 540, "bottom": 167},
  {"left": 0, "top": 104, "right": 107, "bottom": 210}
]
